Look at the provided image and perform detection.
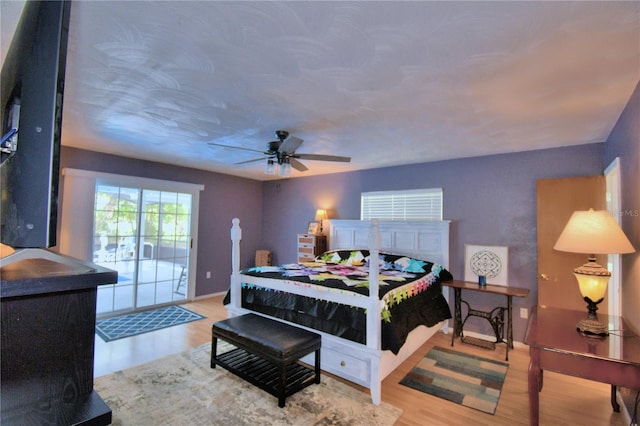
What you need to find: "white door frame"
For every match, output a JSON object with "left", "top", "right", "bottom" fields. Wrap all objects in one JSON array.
[
  {"left": 604, "top": 157, "right": 622, "bottom": 319},
  {"left": 60, "top": 168, "right": 204, "bottom": 307}
]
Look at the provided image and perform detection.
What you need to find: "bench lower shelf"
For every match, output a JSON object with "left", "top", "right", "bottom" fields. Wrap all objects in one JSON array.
[{"left": 214, "top": 346, "right": 318, "bottom": 406}]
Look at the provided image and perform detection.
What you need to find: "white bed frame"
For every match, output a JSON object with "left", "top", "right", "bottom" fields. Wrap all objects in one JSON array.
[{"left": 228, "top": 218, "right": 450, "bottom": 404}]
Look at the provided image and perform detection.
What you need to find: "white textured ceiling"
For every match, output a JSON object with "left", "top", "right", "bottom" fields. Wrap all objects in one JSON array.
[{"left": 2, "top": 1, "right": 639, "bottom": 181}]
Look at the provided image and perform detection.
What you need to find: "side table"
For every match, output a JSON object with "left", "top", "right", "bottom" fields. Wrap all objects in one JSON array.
[
  {"left": 443, "top": 280, "right": 529, "bottom": 361},
  {"left": 525, "top": 305, "right": 640, "bottom": 426}
]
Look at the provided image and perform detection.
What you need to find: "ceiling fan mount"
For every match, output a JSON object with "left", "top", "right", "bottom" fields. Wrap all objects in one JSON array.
[
  {"left": 208, "top": 129, "right": 351, "bottom": 175},
  {"left": 274, "top": 130, "right": 289, "bottom": 141}
]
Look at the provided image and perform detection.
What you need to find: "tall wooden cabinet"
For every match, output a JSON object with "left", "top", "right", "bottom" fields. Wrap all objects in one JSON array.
[
  {"left": 297, "top": 234, "right": 327, "bottom": 262},
  {"left": 1, "top": 250, "right": 116, "bottom": 425}
]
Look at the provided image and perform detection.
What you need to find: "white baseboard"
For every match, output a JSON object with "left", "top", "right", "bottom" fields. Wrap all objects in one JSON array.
[{"left": 193, "top": 291, "right": 227, "bottom": 300}]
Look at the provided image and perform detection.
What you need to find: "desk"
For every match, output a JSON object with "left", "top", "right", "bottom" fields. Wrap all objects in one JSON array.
[
  {"left": 525, "top": 306, "right": 640, "bottom": 426},
  {"left": 443, "top": 280, "right": 529, "bottom": 361}
]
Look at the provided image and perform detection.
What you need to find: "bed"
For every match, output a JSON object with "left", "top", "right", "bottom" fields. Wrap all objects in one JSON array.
[{"left": 226, "top": 218, "right": 452, "bottom": 404}]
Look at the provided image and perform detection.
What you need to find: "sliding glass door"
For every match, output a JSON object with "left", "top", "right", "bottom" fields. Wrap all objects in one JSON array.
[{"left": 93, "top": 184, "right": 193, "bottom": 316}]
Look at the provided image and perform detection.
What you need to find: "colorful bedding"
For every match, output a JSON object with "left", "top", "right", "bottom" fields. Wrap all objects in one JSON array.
[{"left": 229, "top": 250, "right": 453, "bottom": 354}]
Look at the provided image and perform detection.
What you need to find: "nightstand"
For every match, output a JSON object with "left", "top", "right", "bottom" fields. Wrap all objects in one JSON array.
[{"left": 297, "top": 234, "right": 327, "bottom": 262}]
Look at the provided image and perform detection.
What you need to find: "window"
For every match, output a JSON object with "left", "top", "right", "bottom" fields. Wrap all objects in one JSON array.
[{"left": 361, "top": 188, "right": 443, "bottom": 221}]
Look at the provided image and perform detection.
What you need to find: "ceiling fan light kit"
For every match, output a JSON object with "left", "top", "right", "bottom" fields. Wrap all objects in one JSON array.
[
  {"left": 279, "top": 158, "right": 292, "bottom": 177},
  {"left": 209, "top": 130, "right": 351, "bottom": 177},
  {"left": 264, "top": 158, "right": 276, "bottom": 175}
]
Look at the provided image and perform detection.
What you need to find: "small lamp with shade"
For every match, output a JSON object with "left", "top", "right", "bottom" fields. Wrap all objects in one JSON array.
[
  {"left": 315, "top": 209, "right": 328, "bottom": 235},
  {"left": 553, "top": 209, "right": 635, "bottom": 336}
]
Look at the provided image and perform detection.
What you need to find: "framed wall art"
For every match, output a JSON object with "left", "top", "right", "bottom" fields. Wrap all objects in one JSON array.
[
  {"left": 464, "top": 244, "right": 508, "bottom": 286},
  {"left": 307, "top": 221, "right": 320, "bottom": 235}
]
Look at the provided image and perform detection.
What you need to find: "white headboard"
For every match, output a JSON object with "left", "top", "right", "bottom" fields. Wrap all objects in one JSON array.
[{"left": 327, "top": 220, "right": 450, "bottom": 269}]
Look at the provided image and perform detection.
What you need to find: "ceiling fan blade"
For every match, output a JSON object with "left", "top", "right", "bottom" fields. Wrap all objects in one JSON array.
[
  {"left": 236, "top": 157, "right": 267, "bottom": 165},
  {"left": 208, "top": 142, "right": 266, "bottom": 154},
  {"left": 278, "top": 136, "right": 303, "bottom": 154},
  {"left": 289, "top": 158, "right": 308, "bottom": 172},
  {"left": 294, "top": 153, "right": 351, "bottom": 163}
]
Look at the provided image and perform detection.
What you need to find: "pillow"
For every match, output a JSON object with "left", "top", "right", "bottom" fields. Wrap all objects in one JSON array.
[
  {"left": 394, "top": 256, "right": 427, "bottom": 273},
  {"left": 319, "top": 251, "right": 343, "bottom": 264},
  {"left": 318, "top": 250, "right": 370, "bottom": 264},
  {"left": 345, "top": 250, "right": 367, "bottom": 266}
]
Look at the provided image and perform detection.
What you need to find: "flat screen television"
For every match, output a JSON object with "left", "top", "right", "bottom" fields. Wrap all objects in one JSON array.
[{"left": 1, "top": 0, "right": 71, "bottom": 248}]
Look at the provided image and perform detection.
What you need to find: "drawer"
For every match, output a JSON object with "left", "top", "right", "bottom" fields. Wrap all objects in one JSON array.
[
  {"left": 298, "top": 254, "right": 315, "bottom": 262},
  {"left": 298, "top": 236, "right": 315, "bottom": 244},
  {"left": 321, "top": 347, "right": 370, "bottom": 384},
  {"left": 298, "top": 246, "right": 314, "bottom": 255}
]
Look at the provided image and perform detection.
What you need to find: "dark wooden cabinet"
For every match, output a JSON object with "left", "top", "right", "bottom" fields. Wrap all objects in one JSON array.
[{"left": 1, "top": 250, "right": 117, "bottom": 425}]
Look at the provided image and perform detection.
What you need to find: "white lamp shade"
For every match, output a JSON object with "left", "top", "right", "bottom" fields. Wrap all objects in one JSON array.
[
  {"left": 554, "top": 209, "right": 635, "bottom": 254},
  {"left": 315, "top": 209, "right": 328, "bottom": 221}
]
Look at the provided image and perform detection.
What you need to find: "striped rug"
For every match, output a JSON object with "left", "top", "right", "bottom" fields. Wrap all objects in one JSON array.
[
  {"left": 400, "top": 346, "right": 508, "bottom": 415},
  {"left": 96, "top": 305, "right": 206, "bottom": 342}
]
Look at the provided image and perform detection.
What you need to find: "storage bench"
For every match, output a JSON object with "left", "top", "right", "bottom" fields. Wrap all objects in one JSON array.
[{"left": 211, "top": 313, "right": 321, "bottom": 407}]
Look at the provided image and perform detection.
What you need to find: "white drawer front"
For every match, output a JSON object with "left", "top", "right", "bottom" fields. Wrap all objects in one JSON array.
[{"left": 321, "top": 347, "right": 370, "bottom": 385}]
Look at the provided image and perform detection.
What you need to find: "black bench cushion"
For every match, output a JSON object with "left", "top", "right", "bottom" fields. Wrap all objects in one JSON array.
[{"left": 212, "top": 314, "right": 321, "bottom": 361}]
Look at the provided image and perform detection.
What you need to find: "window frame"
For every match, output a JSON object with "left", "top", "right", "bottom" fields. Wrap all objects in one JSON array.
[{"left": 360, "top": 188, "right": 443, "bottom": 221}]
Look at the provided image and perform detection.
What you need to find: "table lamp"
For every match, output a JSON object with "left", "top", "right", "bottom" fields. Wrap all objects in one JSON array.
[
  {"left": 553, "top": 209, "right": 635, "bottom": 336},
  {"left": 315, "top": 209, "right": 328, "bottom": 234}
]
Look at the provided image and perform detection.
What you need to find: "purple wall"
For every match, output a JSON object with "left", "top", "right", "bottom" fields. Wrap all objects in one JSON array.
[
  {"left": 59, "top": 147, "right": 264, "bottom": 296},
  {"left": 262, "top": 143, "right": 605, "bottom": 341}
]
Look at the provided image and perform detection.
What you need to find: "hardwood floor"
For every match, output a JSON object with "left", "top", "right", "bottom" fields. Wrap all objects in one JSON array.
[{"left": 94, "top": 295, "right": 628, "bottom": 425}]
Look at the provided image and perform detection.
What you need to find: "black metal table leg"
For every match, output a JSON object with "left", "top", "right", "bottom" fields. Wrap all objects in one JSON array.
[
  {"left": 451, "top": 288, "right": 462, "bottom": 347},
  {"left": 506, "top": 296, "right": 513, "bottom": 361}
]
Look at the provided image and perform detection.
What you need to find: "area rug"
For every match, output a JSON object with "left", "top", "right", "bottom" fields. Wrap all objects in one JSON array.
[
  {"left": 399, "top": 346, "right": 508, "bottom": 415},
  {"left": 96, "top": 305, "right": 206, "bottom": 342},
  {"left": 94, "top": 342, "right": 403, "bottom": 425}
]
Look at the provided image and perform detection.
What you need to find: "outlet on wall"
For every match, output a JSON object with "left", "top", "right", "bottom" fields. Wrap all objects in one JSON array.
[
  {"left": 520, "top": 307, "right": 528, "bottom": 319},
  {"left": 206, "top": 271, "right": 211, "bottom": 279}
]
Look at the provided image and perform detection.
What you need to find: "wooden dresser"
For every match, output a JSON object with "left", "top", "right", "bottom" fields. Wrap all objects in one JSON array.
[
  {"left": 1, "top": 250, "right": 116, "bottom": 425},
  {"left": 297, "top": 234, "right": 327, "bottom": 262}
]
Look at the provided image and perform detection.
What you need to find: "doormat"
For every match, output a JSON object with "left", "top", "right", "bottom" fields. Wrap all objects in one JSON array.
[
  {"left": 96, "top": 305, "right": 206, "bottom": 342},
  {"left": 399, "top": 346, "right": 508, "bottom": 415}
]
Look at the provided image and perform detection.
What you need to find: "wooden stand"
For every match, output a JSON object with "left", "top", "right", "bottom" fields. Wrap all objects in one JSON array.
[
  {"left": 443, "top": 280, "right": 529, "bottom": 361},
  {"left": 1, "top": 249, "right": 116, "bottom": 425}
]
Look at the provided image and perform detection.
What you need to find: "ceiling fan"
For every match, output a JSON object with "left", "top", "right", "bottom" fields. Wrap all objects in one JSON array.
[{"left": 208, "top": 130, "right": 351, "bottom": 176}]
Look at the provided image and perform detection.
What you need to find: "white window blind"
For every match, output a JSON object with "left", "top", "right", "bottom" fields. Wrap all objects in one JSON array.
[{"left": 361, "top": 188, "right": 443, "bottom": 221}]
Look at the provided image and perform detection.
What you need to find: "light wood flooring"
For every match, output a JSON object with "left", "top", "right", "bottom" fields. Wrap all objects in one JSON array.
[{"left": 94, "top": 295, "right": 628, "bottom": 426}]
